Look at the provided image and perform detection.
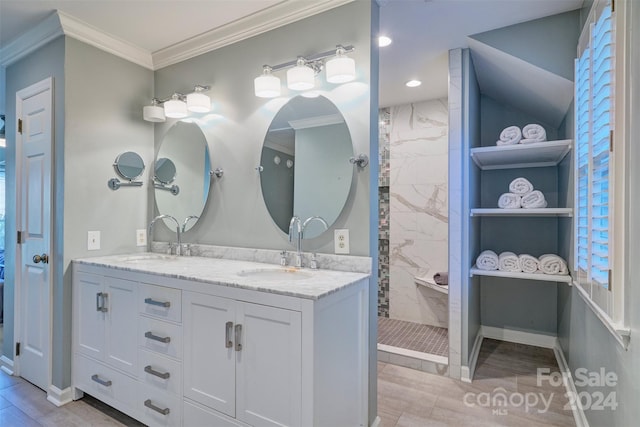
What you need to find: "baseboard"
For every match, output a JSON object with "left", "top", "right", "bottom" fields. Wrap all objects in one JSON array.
[
  {"left": 553, "top": 345, "right": 590, "bottom": 427},
  {"left": 47, "top": 385, "right": 74, "bottom": 407},
  {"left": 481, "top": 326, "right": 559, "bottom": 349},
  {"left": 0, "top": 355, "right": 14, "bottom": 376},
  {"left": 461, "top": 330, "right": 484, "bottom": 383},
  {"left": 370, "top": 415, "right": 382, "bottom": 427}
]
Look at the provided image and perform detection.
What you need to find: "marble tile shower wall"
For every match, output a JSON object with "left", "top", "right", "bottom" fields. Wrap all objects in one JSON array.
[
  {"left": 378, "top": 108, "right": 391, "bottom": 317},
  {"left": 389, "top": 99, "right": 449, "bottom": 328}
]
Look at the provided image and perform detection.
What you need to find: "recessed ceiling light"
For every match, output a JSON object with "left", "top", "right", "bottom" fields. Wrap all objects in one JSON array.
[
  {"left": 405, "top": 80, "right": 422, "bottom": 88},
  {"left": 378, "top": 36, "right": 392, "bottom": 47}
]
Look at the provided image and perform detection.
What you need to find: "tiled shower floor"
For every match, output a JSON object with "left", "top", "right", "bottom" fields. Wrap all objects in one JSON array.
[{"left": 378, "top": 317, "right": 448, "bottom": 357}]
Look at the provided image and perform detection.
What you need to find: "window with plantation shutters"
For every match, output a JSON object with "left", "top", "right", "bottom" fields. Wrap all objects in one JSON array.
[{"left": 575, "top": 0, "right": 614, "bottom": 315}]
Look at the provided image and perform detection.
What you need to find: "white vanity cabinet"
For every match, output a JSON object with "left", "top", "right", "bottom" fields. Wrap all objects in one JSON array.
[
  {"left": 183, "top": 292, "right": 301, "bottom": 426},
  {"left": 72, "top": 258, "right": 369, "bottom": 427}
]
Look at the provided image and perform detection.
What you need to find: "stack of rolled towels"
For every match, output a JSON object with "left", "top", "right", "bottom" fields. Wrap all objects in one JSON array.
[
  {"left": 498, "top": 177, "right": 548, "bottom": 209},
  {"left": 475, "top": 250, "right": 568, "bottom": 275},
  {"left": 496, "top": 124, "right": 547, "bottom": 146}
]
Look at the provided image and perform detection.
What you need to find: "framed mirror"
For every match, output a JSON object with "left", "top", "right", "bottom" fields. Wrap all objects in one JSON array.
[
  {"left": 114, "top": 151, "right": 145, "bottom": 180},
  {"left": 155, "top": 121, "right": 210, "bottom": 232},
  {"left": 260, "top": 95, "right": 354, "bottom": 239}
]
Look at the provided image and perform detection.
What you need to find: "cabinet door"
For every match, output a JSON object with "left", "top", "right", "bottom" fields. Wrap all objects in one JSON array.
[
  {"left": 104, "top": 276, "right": 138, "bottom": 375},
  {"left": 183, "top": 291, "right": 236, "bottom": 417},
  {"left": 75, "top": 272, "right": 105, "bottom": 361},
  {"left": 236, "top": 303, "right": 302, "bottom": 427}
]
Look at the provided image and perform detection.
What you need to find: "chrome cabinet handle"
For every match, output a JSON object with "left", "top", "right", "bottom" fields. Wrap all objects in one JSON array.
[
  {"left": 91, "top": 374, "right": 112, "bottom": 387},
  {"left": 95, "top": 292, "right": 108, "bottom": 312},
  {"left": 235, "top": 324, "right": 242, "bottom": 351},
  {"left": 144, "top": 298, "right": 170, "bottom": 308},
  {"left": 145, "top": 331, "right": 171, "bottom": 344},
  {"left": 225, "top": 321, "right": 233, "bottom": 348},
  {"left": 144, "top": 399, "right": 170, "bottom": 416},
  {"left": 144, "top": 365, "right": 170, "bottom": 380}
]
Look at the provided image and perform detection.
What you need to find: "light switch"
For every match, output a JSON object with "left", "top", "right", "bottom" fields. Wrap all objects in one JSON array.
[
  {"left": 88, "top": 231, "right": 101, "bottom": 251},
  {"left": 136, "top": 229, "right": 147, "bottom": 247}
]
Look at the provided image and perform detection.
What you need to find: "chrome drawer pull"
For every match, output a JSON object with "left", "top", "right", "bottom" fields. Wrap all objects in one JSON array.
[
  {"left": 225, "top": 321, "right": 233, "bottom": 348},
  {"left": 144, "top": 298, "right": 171, "bottom": 308},
  {"left": 91, "top": 374, "right": 112, "bottom": 387},
  {"left": 235, "top": 324, "right": 242, "bottom": 351},
  {"left": 95, "top": 292, "right": 108, "bottom": 312},
  {"left": 145, "top": 331, "right": 171, "bottom": 343},
  {"left": 144, "top": 365, "right": 170, "bottom": 380},
  {"left": 144, "top": 399, "right": 170, "bottom": 416}
]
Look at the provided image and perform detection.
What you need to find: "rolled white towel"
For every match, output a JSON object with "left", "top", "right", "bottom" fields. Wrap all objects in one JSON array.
[
  {"left": 509, "top": 177, "right": 534, "bottom": 195},
  {"left": 539, "top": 254, "right": 569, "bottom": 275},
  {"left": 496, "top": 126, "right": 522, "bottom": 145},
  {"left": 499, "top": 251, "right": 521, "bottom": 272},
  {"left": 476, "top": 250, "right": 499, "bottom": 271},
  {"left": 521, "top": 190, "right": 548, "bottom": 208},
  {"left": 518, "top": 254, "right": 540, "bottom": 274},
  {"left": 498, "top": 193, "right": 522, "bottom": 209},
  {"left": 520, "top": 124, "right": 547, "bottom": 143}
]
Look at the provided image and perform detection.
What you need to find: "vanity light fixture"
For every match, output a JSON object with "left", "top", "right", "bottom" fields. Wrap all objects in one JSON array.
[
  {"left": 143, "top": 85, "right": 211, "bottom": 122},
  {"left": 254, "top": 66, "right": 281, "bottom": 98},
  {"left": 253, "top": 44, "right": 355, "bottom": 98},
  {"left": 326, "top": 46, "right": 356, "bottom": 83}
]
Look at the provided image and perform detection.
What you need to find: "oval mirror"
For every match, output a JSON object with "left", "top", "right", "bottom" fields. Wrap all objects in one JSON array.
[
  {"left": 260, "top": 95, "right": 353, "bottom": 239},
  {"left": 155, "top": 121, "right": 211, "bottom": 232},
  {"left": 114, "top": 151, "right": 145, "bottom": 180}
]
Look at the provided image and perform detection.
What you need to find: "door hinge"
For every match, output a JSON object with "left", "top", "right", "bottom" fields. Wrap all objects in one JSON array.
[
  {"left": 612, "top": 0, "right": 615, "bottom": 13},
  {"left": 17, "top": 230, "right": 25, "bottom": 244},
  {"left": 15, "top": 342, "right": 20, "bottom": 357},
  {"left": 610, "top": 130, "right": 614, "bottom": 152},
  {"left": 608, "top": 269, "right": 612, "bottom": 292},
  {"left": 18, "top": 118, "right": 23, "bottom": 134}
]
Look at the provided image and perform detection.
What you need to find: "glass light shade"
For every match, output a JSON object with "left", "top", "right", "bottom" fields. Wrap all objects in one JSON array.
[
  {"left": 254, "top": 73, "right": 281, "bottom": 98},
  {"left": 287, "top": 59, "right": 315, "bottom": 91},
  {"left": 187, "top": 92, "right": 211, "bottom": 113},
  {"left": 143, "top": 104, "right": 166, "bottom": 122},
  {"left": 164, "top": 95, "right": 188, "bottom": 118},
  {"left": 326, "top": 56, "right": 355, "bottom": 83}
]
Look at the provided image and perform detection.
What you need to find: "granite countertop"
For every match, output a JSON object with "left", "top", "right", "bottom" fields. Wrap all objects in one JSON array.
[{"left": 74, "top": 253, "right": 371, "bottom": 300}]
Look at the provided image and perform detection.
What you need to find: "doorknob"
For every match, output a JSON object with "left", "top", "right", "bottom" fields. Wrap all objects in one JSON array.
[{"left": 33, "top": 253, "right": 49, "bottom": 264}]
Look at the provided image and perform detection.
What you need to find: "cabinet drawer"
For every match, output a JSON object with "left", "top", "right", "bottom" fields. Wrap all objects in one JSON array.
[
  {"left": 184, "top": 400, "right": 250, "bottom": 427},
  {"left": 74, "top": 354, "right": 138, "bottom": 413},
  {"left": 139, "top": 283, "right": 182, "bottom": 323},
  {"left": 139, "top": 349, "right": 182, "bottom": 396},
  {"left": 139, "top": 316, "right": 182, "bottom": 360},
  {"left": 138, "top": 383, "right": 182, "bottom": 427}
]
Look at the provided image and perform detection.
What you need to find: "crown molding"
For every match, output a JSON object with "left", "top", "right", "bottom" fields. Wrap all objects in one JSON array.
[
  {"left": 57, "top": 11, "right": 153, "bottom": 69},
  {"left": 0, "top": 12, "right": 63, "bottom": 67},
  {"left": 152, "top": 0, "right": 354, "bottom": 70},
  {"left": 1, "top": 0, "right": 353, "bottom": 71}
]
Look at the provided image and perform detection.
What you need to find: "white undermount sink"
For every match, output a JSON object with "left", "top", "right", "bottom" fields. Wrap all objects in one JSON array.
[
  {"left": 237, "top": 267, "right": 314, "bottom": 281},
  {"left": 120, "top": 253, "right": 178, "bottom": 263}
]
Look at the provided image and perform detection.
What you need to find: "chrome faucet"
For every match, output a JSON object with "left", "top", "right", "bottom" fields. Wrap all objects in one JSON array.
[
  {"left": 288, "top": 216, "right": 303, "bottom": 268},
  {"left": 149, "top": 214, "right": 182, "bottom": 255},
  {"left": 302, "top": 216, "right": 329, "bottom": 238},
  {"left": 182, "top": 215, "right": 199, "bottom": 233}
]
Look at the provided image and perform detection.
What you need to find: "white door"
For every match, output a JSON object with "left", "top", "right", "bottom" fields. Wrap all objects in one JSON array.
[
  {"left": 183, "top": 291, "right": 236, "bottom": 417},
  {"left": 75, "top": 272, "right": 106, "bottom": 360},
  {"left": 236, "top": 302, "right": 301, "bottom": 427},
  {"left": 16, "top": 77, "right": 53, "bottom": 390}
]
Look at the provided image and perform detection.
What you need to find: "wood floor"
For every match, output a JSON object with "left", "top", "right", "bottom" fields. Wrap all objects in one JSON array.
[
  {"left": 0, "top": 338, "right": 575, "bottom": 426},
  {"left": 378, "top": 339, "right": 576, "bottom": 427}
]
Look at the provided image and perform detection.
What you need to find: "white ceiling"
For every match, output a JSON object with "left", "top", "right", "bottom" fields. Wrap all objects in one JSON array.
[{"left": 0, "top": 0, "right": 583, "bottom": 108}]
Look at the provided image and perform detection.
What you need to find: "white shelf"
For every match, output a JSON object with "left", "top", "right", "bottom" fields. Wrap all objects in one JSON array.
[
  {"left": 470, "top": 139, "right": 572, "bottom": 170},
  {"left": 470, "top": 208, "right": 573, "bottom": 217},
  {"left": 414, "top": 276, "right": 448, "bottom": 294},
  {"left": 470, "top": 265, "right": 572, "bottom": 284}
]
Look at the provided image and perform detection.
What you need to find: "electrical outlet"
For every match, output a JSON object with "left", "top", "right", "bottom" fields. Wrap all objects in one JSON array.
[
  {"left": 87, "top": 231, "right": 101, "bottom": 251},
  {"left": 136, "top": 229, "right": 147, "bottom": 247},
  {"left": 334, "top": 229, "right": 350, "bottom": 254}
]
